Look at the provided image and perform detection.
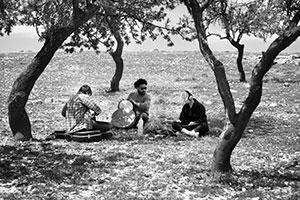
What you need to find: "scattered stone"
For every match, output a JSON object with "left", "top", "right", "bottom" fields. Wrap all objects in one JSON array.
[{"left": 269, "top": 102, "right": 278, "bottom": 107}]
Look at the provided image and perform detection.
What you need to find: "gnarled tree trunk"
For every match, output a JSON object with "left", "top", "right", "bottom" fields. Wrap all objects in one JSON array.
[
  {"left": 106, "top": 15, "right": 124, "bottom": 92},
  {"left": 236, "top": 44, "right": 245, "bottom": 82},
  {"left": 226, "top": 34, "right": 246, "bottom": 82},
  {"left": 233, "top": 43, "right": 245, "bottom": 82},
  {"left": 183, "top": 0, "right": 300, "bottom": 179},
  {"left": 8, "top": 30, "right": 74, "bottom": 141},
  {"left": 212, "top": 79, "right": 262, "bottom": 176},
  {"left": 7, "top": 5, "right": 99, "bottom": 141},
  {"left": 110, "top": 51, "right": 124, "bottom": 92},
  {"left": 212, "top": 23, "right": 300, "bottom": 176}
]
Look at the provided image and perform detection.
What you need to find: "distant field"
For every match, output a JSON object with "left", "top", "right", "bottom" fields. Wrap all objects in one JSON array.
[{"left": 0, "top": 51, "right": 299, "bottom": 199}]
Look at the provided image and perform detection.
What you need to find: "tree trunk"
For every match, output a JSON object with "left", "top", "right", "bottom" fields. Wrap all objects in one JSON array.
[
  {"left": 211, "top": 24, "right": 300, "bottom": 176},
  {"left": 236, "top": 44, "right": 246, "bottom": 82},
  {"left": 110, "top": 52, "right": 124, "bottom": 92},
  {"left": 7, "top": 30, "right": 75, "bottom": 141},
  {"left": 228, "top": 38, "right": 246, "bottom": 82},
  {"left": 212, "top": 79, "right": 263, "bottom": 175},
  {"left": 7, "top": 5, "right": 99, "bottom": 141},
  {"left": 106, "top": 15, "right": 124, "bottom": 92},
  {"left": 183, "top": 0, "right": 300, "bottom": 180}
]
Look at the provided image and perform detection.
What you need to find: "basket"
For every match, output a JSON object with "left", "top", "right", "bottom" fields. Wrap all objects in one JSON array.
[{"left": 70, "top": 130, "right": 113, "bottom": 142}]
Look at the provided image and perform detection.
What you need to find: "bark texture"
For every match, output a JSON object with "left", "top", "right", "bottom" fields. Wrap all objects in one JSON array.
[
  {"left": 7, "top": 4, "right": 99, "bottom": 141},
  {"left": 182, "top": 0, "right": 300, "bottom": 178},
  {"left": 229, "top": 41, "right": 245, "bottom": 82},
  {"left": 106, "top": 15, "right": 124, "bottom": 92}
]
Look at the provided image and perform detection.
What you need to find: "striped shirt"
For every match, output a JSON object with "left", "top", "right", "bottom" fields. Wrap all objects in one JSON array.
[{"left": 62, "top": 93, "right": 101, "bottom": 133}]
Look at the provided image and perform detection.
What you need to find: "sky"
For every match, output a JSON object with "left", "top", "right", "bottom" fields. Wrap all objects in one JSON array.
[{"left": 0, "top": 5, "right": 299, "bottom": 54}]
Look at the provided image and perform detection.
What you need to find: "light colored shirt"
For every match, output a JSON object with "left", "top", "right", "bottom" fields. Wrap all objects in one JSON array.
[{"left": 62, "top": 93, "right": 101, "bottom": 133}]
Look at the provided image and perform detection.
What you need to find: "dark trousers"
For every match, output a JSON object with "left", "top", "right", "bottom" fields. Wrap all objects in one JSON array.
[
  {"left": 172, "top": 121, "right": 209, "bottom": 137},
  {"left": 51, "top": 121, "right": 112, "bottom": 141},
  {"left": 92, "top": 121, "right": 112, "bottom": 132},
  {"left": 53, "top": 121, "right": 111, "bottom": 137}
]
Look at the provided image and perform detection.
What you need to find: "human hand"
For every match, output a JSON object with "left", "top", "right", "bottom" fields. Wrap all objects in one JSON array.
[{"left": 188, "top": 121, "right": 198, "bottom": 126}]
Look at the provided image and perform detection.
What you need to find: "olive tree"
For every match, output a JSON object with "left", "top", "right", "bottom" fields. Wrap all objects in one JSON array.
[
  {"left": 207, "top": 0, "right": 259, "bottom": 82},
  {"left": 180, "top": 0, "right": 300, "bottom": 179},
  {"left": 3, "top": 0, "right": 103, "bottom": 141},
  {"left": 63, "top": 0, "right": 176, "bottom": 92},
  {"left": 2, "top": 0, "right": 177, "bottom": 140}
]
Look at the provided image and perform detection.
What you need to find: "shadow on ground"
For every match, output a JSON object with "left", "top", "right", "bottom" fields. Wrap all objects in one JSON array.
[{"left": 0, "top": 143, "right": 100, "bottom": 186}]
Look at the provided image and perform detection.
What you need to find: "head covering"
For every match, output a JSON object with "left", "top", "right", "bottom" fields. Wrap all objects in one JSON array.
[{"left": 182, "top": 90, "right": 193, "bottom": 102}]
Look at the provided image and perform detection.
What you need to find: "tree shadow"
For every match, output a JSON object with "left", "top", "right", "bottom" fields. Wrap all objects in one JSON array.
[
  {"left": 218, "top": 156, "right": 300, "bottom": 192},
  {"left": 236, "top": 168, "right": 300, "bottom": 189},
  {"left": 207, "top": 118, "right": 225, "bottom": 137},
  {"left": 0, "top": 143, "right": 102, "bottom": 186},
  {"left": 246, "top": 116, "right": 279, "bottom": 137},
  {"left": 207, "top": 116, "right": 283, "bottom": 138}
]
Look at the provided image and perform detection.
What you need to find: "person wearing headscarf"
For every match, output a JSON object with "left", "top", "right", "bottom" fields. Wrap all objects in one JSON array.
[{"left": 172, "top": 90, "right": 209, "bottom": 137}]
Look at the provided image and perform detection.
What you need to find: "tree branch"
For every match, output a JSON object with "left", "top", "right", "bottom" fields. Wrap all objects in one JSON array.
[
  {"left": 123, "top": 12, "right": 188, "bottom": 41},
  {"left": 207, "top": 32, "right": 227, "bottom": 39},
  {"left": 201, "top": 0, "right": 215, "bottom": 11},
  {"left": 289, "top": 12, "right": 300, "bottom": 29},
  {"left": 72, "top": 0, "right": 80, "bottom": 17}
]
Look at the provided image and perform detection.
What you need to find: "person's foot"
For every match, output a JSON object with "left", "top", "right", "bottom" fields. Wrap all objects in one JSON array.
[
  {"left": 186, "top": 130, "right": 199, "bottom": 137},
  {"left": 175, "top": 131, "right": 181, "bottom": 136}
]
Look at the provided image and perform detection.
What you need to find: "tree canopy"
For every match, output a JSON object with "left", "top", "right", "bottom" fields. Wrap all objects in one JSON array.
[{"left": 62, "top": 0, "right": 178, "bottom": 53}]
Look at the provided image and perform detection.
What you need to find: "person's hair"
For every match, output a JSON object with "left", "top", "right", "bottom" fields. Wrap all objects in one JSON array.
[
  {"left": 134, "top": 78, "right": 147, "bottom": 88},
  {"left": 78, "top": 84, "right": 92, "bottom": 95},
  {"left": 185, "top": 90, "right": 193, "bottom": 100}
]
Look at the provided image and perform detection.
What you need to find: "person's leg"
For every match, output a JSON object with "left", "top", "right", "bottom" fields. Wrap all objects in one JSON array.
[
  {"left": 92, "top": 121, "right": 112, "bottom": 132},
  {"left": 181, "top": 128, "right": 199, "bottom": 137},
  {"left": 194, "top": 123, "right": 209, "bottom": 137},
  {"left": 172, "top": 121, "right": 183, "bottom": 132},
  {"left": 140, "top": 112, "right": 149, "bottom": 125},
  {"left": 126, "top": 114, "right": 140, "bottom": 129},
  {"left": 172, "top": 122, "right": 200, "bottom": 137},
  {"left": 180, "top": 124, "right": 201, "bottom": 137}
]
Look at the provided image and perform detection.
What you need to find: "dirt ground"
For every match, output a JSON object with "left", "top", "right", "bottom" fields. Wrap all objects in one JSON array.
[{"left": 0, "top": 51, "right": 299, "bottom": 199}]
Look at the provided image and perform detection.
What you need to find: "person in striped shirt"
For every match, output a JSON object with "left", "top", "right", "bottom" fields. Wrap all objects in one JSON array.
[{"left": 62, "top": 85, "right": 111, "bottom": 133}]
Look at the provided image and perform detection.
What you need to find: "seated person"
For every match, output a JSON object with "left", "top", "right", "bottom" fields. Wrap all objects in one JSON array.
[
  {"left": 61, "top": 84, "right": 112, "bottom": 133},
  {"left": 172, "top": 90, "right": 209, "bottom": 137},
  {"left": 127, "top": 78, "right": 151, "bottom": 128}
]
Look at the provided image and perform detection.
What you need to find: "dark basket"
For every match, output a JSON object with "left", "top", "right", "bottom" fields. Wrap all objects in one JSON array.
[{"left": 70, "top": 130, "right": 113, "bottom": 142}]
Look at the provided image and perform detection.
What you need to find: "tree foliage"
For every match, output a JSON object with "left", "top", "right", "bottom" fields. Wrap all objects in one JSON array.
[
  {"left": 1, "top": 0, "right": 181, "bottom": 138},
  {"left": 62, "top": 0, "right": 178, "bottom": 54},
  {"left": 0, "top": 0, "right": 19, "bottom": 36},
  {"left": 61, "top": 0, "right": 179, "bottom": 92}
]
